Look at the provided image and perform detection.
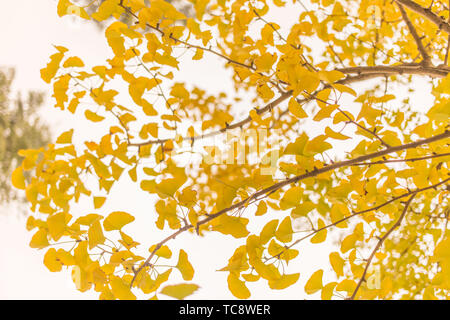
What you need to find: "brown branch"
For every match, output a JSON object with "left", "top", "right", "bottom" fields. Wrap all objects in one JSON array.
[
  {"left": 302, "top": 89, "right": 392, "bottom": 148},
  {"left": 445, "top": 37, "right": 450, "bottom": 65},
  {"left": 393, "top": 0, "right": 450, "bottom": 34},
  {"left": 445, "top": 0, "right": 450, "bottom": 65},
  {"left": 127, "top": 73, "right": 373, "bottom": 147},
  {"left": 266, "top": 177, "right": 450, "bottom": 263},
  {"left": 341, "top": 110, "right": 388, "bottom": 148},
  {"left": 396, "top": 3, "right": 432, "bottom": 65},
  {"left": 350, "top": 152, "right": 450, "bottom": 166},
  {"left": 119, "top": 1, "right": 448, "bottom": 149},
  {"left": 337, "top": 64, "right": 449, "bottom": 77},
  {"left": 252, "top": 8, "right": 316, "bottom": 72},
  {"left": 128, "top": 90, "right": 292, "bottom": 147},
  {"left": 130, "top": 130, "right": 450, "bottom": 287},
  {"left": 349, "top": 193, "right": 417, "bottom": 300},
  {"left": 129, "top": 63, "right": 447, "bottom": 148},
  {"left": 123, "top": 2, "right": 287, "bottom": 95},
  {"left": 119, "top": 3, "right": 256, "bottom": 72},
  {"left": 328, "top": 42, "right": 346, "bottom": 68}
]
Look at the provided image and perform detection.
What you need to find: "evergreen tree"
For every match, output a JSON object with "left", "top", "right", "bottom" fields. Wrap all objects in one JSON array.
[{"left": 0, "top": 68, "right": 50, "bottom": 203}]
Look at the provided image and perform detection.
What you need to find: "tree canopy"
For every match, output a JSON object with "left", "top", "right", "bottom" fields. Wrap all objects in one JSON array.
[{"left": 13, "top": 0, "right": 450, "bottom": 300}]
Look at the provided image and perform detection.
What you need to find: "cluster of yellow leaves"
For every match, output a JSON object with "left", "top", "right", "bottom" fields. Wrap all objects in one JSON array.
[{"left": 11, "top": 0, "right": 450, "bottom": 300}]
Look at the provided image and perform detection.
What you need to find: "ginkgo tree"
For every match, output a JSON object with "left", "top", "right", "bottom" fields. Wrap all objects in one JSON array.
[{"left": 12, "top": 0, "right": 450, "bottom": 300}]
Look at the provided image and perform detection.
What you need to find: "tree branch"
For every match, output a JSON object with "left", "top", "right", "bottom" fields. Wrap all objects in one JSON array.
[
  {"left": 129, "top": 64, "right": 448, "bottom": 148},
  {"left": 396, "top": 3, "right": 432, "bottom": 65},
  {"left": 119, "top": 2, "right": 256, "bottom": 72},
  {"left": 266, "top": 178, "right": 450, "bottom": 264},
  {"left": 349, "top": 193, "right": 417, "bottom": 300},
  {"left": 445, "top": 0, "right": 450, "bottom": 65},
  {"left": 393, "top": 0, "right": 450, "bottom": 34},
  {"left": 301, "top": 90, "right": 392, "bottom": 147},
  {"left": 337, "top": 64, "right": 449, "bottom": 78},
  {"left": 128, "top": 73, "right": 376, "bottom": 147},
  {"left": 350, "top": 152, "right": 450, "bottom": 166},
  {"left": 130, "top": 130, "right": 450, "bottom": 287}
]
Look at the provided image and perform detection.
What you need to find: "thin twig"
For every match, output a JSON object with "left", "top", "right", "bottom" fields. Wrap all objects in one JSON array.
[
  {"left": 350, "top": 152, "right": 450, "bottom": 166},
  {"left": 393, "top": 0, "right": 450, "bottom": 34},
  {"left": 396, "top": 3, "right": 432, "bottom": 65},
  {"left": 130, "top": 131, "right": 450, "bottom": 287},
  {"left": 266, "top": 178, "right": 450, "bottom": 264},
  {"left": 349, "top": 193, "right": 417, "bottom": 299},
  {"left": 129, "top": 64, "right": 449, "bottom": 147},
  {"left": 444, "top": 0, "right": 450, "bottom": 65}
]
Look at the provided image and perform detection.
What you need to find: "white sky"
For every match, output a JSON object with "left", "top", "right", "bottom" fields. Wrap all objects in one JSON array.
[{"left": 0, "top": 0, "right": 435, "bottom": 300}]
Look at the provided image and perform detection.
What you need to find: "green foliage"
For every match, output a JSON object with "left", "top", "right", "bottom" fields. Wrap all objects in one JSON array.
[{"left": 0, "top": 68, "right": 49, "bottom": 203}]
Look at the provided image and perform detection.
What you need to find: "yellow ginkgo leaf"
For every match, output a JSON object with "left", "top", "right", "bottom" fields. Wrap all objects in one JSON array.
[
  {"left": 329, "top": 252, "right": 345, "bottom": 277},
  {"left": 56, "top": 249, "right": 75, "bottom": 266},
  {"left": 29, "top": 229, "right": 49, "bottom": 249},
  {"left": 85, "top": 110, "right": 105, "bottom": 122},
  {"left": 227, "top": 273, "right": 251, "bottom": 299},
  {"left": 94, "top": 196, "right": 107, "bottom": 209},
  {"left": 325, "top": 126, "right": 350, "bottom": 140},
  {"left": 260, "top": 219, "right": 279, "bottom": 244},
  {"left": 57, "top": 0, "right": 90, "bottom": 19},
  {"left": 313, "top": 104, "right": 339, "bottom": 122},
  {"left": 212, "top": 214, "right": 250, "bottom": 239},
  {"left": 44, "top": 248, "right": 63, "bottom": 272},
  {"left": 110, "top": 276, "right": 136, "bottom": 300},
  {"left": 99, "top": 289, "right": 115, "bottom": 300},
  {"left": 88, "top": 220, "right": 106, "bottom": 250},
  {"left": 103, "top": 211, "right": 135, "bottom": 231},
  {"left": 242, "top": 273, "right": 260, "bottom": 282},
  {"left": 269, "top": 273, "right": 300, "bottom": 290},
  {"left": 275, "top": 216, "right": 293, "bottom": 243},
  {"left": 291, "top": 201, "right": 315, "bottom": 218},
  {"left": 156, "top": 178, "right": 184, "bottom": 197},
  {"left": 11, "top": 166, "right": 26, "bottom": 190},
  {"left": 304, "top": 135, "right": 332, "bottom": 156},
  {"left": 332, "top": 83, "right": 357, "bottom": 97},
  {"left": 63, "top": 57, "right": 85, "bottom": 68},
  {"left": 335, "top": 279, "right": 357, "bottom": 295},
  {"left": 149, "top": 244, "right": 172, "bottom": 259},
  {"left": 305, "top": 269, "right": 323, "bottom": 295},
  {"left": 56, "top": 129, "right": 74, "bottom": 144},
  {"left": 255, "top": 201, "right": 268, "bottom": 216},
  {"left": 432, "top": 236, "right": 450, "bottom": 262},
  {"left": 280, "top": 186, "right": 302, "bottom": 210},
  {"left": 47, "top": 212, "right": 66, "bottom": 241},
  {"left": 26, "top": 216, "right": 36, "bottom": 231},
  {"left": 128, "top": 166, "right": 138, "bottom": 182},
  {"left": 176, "top": 249, "right": 194, "bottom": 281},
  {"left": 321, "top": 282, "right": 337, "bottom": 300},
  {"left": 40, "top": 51, "right": 65, "bottom": 84},
  {"left": 119, "top": 231, "right": 140, "bottom": 249},
  {"left": 218, "top": 245, "right": 248, "bottom": 273},
  {"left": 192, "top": 48, "right": 204, "bottom": 60},
  {"left": 178, "top": 188, "right": 197, "bottom": 208},
  {"left": 254, "top": 52, "right": 277, "bottom": 72},
  {"left": 310, "top": 219, "right": 327, "bottom": 244},
  {"left": 341, "top": 233, "right": 358, "bottom": 253},
  {"left": 171, "top": 83, "right": 190, "bottom": 100},
  {"left": 160, "top": 283, "right": 200, "bottom": 300},
  {"left": 288, "top": 98, "right": 308, "bottom": 119},
  {"left": 91, "top": 0, "right": 120, "bottom": 21},
  {"left": 75, "top": 214, "right": 103, "bottom": 226}
]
